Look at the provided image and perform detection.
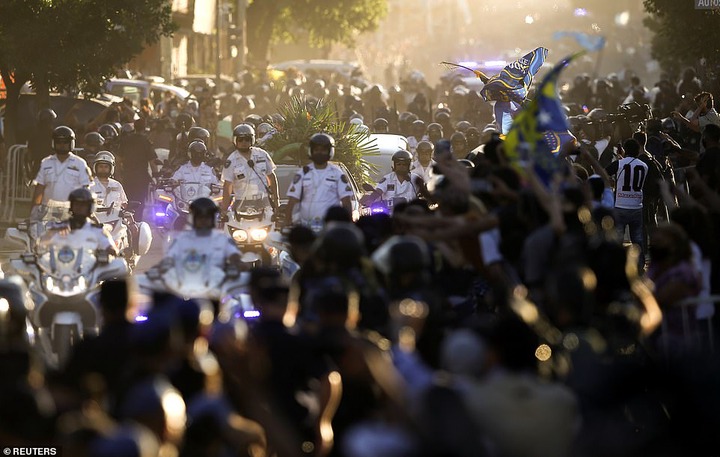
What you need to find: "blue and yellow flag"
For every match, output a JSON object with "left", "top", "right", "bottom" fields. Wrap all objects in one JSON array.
[
  {"left": 504, "top": 52, "right": 584, "bottom": 184},
  {"left": 480, "top": 47, "right": 548, "bottom": 103},
  {"left": 553, "top": 31, "right": 606, "bottom": 52}
]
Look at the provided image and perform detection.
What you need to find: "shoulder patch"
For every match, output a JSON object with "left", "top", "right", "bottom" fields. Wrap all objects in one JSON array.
[
  {"left": 293, "top": 174, "right": 301, "bottom": 184},
  {"left": 224, "top": 160, "right": 231, "bottom": 169},
  {"left": 341, "top": 174, "right": 348, "bottom": 183},
  {"left": 303, "top": 165, "right": 310, "bottom": 174}
]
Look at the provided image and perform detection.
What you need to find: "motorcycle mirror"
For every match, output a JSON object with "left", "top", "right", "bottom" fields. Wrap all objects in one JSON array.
[{"left": 362, "top": 183, "right": 375, "bottom": 192}]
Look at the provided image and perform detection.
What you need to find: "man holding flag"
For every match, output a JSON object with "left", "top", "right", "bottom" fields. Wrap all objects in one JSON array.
[
  {"left": 503, "top": 52, "right": 585, "bottom": 185},
  {"left": 478, "top": 47, "right": 549, "bottom": 135}
]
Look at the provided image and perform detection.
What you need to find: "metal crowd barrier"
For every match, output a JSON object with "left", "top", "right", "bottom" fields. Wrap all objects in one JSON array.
[
  {"left": 1, "top": 144, "right": 31, "bottom": 223},
  {"left": 660, "top": 294, "right": 719, "bottom": 355}
]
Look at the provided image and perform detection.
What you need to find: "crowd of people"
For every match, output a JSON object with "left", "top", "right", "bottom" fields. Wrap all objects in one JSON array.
[{"left": 1, "top": 59, "right": 720, "bottom": 457}]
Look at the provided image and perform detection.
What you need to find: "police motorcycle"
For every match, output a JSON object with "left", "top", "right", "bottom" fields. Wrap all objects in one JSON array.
[
  {"left": 153, "top": 141, "right": 223, "bottom": 233},
  {"left": 94, "top": 200, "right": 152, "bottom": 271},
  {"left": 6, "top": 190, "right": 128, "bottom": 368},
  {"left": 153, "top": 179, "right": 223, "bottom": 232},
  {"left": 90, "top": 151, "right": 152, "bottom": 271},
  {"left": 224, "top": 196, "right": 278, "bottom": 267},
  {"left": 137, "top": 198, "right": 259, "bottom": 320}
]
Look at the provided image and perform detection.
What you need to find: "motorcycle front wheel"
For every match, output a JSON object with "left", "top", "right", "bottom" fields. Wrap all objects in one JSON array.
[{"left": 53, "top": 324, "right": 77, "bottom": 368}]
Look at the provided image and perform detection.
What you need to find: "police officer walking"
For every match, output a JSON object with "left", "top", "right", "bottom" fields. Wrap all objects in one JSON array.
[
  {"left": 31, "top": 126, "right": 92, "bottom": 220},
  {"left": 220, "top": 124, "right": 279, "bottom": 221},
  {"left": 285, "top": 133, "right": 354, "bottom": 230}
]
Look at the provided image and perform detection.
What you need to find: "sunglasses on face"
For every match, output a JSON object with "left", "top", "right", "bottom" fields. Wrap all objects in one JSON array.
[{"left": 236, "top": 136, "right": 253, "bottom": 142}]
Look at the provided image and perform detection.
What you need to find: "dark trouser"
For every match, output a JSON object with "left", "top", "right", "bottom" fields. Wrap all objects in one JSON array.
[
  {"left": 615, "top": 207, "right": 645, "bottom": 270},
  {"left": 125, "top": 181, "right": 150, "bottom": 222},
  {"left": 642, "top": 198, "right": 666, "bottom": 255}
]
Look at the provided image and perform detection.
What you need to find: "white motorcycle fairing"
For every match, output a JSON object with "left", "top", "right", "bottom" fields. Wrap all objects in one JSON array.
[{"left": 8, "top": 243, "right": 128, "bottom": 368}]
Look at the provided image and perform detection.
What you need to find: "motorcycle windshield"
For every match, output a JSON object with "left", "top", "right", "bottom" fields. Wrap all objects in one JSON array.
[
  {"left": 95, "top": 205, "right": 121, "bottom": 224},
  {"left": 165, "top": 252, "right": 225, "bottom": 299},
  {"left": 31, "top": 201, "right": 72, "bottom": 241},
  {"left": 175, "top": 182, "right": 211, "bottom": 202},
  {"left": 234, "top": 200, "right": 267, "bottom": 219},
  {"left": 36, "top": 245, "right": 96, "bottom": 296}
]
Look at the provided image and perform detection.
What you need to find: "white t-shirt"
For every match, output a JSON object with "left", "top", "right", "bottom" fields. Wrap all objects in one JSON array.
[
  {"left": 286, "top": 162, "right": 355, "bottom": 224},
  {"left": 34, "top": 153, "right": 92, "bottom": 204},
  {"left": 612, "top": 157, "right": 648, "bottom": 209},
  {"left": 172, "top": 162, "right": 219, "bottom": 187},
  {"left": 221, "top": 147, "right": 276, "bottom": 200},
  {"left": 166, "top": 230, "right": 240, "bottom": 270},
  {"left": 375, "top": 171, "right": 424, "bottom": 202},
  {"left": 90, "top": 178, "right": 128, "bottom": 209},
  {"left": 686, "top": 108, "right": 720, "bottom": 129}
]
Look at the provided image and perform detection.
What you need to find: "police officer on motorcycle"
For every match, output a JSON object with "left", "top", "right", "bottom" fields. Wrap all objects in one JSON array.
[
  {"left": 165, "top": 197, "right": 241, "bottom": 269},
  {"left": 40, "top": 188, "right": 117, "bottom": 255},
  {"left": 361, "top": 149, "right": 431, "bottom": 207},
  {"left": 171, "top": 141, "right": 220, "bottom": 187},
  {"left": 90, "top": 151, "right": 128, "bottom": 209},
  {"left": 220, "top": 124, "right": 279, "bottom": 222}
]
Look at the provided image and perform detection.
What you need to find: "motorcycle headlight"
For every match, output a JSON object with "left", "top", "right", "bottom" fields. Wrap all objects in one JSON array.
[
  {"left": 232, "top": 229, "right": 248, "bottom": 243},
  {"left": 249, "top": 228, "right": 268, "bottom": 242}
]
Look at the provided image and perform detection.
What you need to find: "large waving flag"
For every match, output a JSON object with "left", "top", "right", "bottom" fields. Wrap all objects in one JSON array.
[
  {"left": 504, "top": 53, "right": 583, "bottom": 185},
  {"left": 553, "top": 31, "right": 606, "bottom": 52},
  {"left": 480, "top": 47, "right": 549, "bottom": 103}
]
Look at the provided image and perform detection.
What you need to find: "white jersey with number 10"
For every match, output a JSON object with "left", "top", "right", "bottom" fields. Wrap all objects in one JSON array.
[{"left": 614, "top": 157, "right": 648, "bottom": 209}]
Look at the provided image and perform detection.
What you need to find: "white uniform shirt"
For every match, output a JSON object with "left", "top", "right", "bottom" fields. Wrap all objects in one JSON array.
[
  {"left": 221, "top": 147, "right": 276, "bottom": 200},
  {"left": 375, "top": 171, "right": 424, "bottom": 202},
  {"left": 172, "top": 162, "right": 219, "bottom": 186},
  {"left": 90, "top": 178, "right": 128, "bottom": 209},
  {"left": 613, "top": 157, "right": 648, "bottom": 210},
  {"left": 42, "top": 221, "right": 116, "bottom": 252},
  {"left": 166, "top": 230, "right": 240, "bottom": 270},
  {"left": 34, "top": 153, "right": 92, "bottom": 204},
  {"left": 286, "top": 162, "right": 355, "bottom": 224},
  {"left": 411, "top": 159, "right": 435, "bottom": 183},
  {"left": 406, "top": 135, "right": 429, "bottom": 157}
]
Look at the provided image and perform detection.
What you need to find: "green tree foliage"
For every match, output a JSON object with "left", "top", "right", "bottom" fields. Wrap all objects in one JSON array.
[
  {"left": 246, "top": 0, "right": 388, "bottom": 64},
  {"left": 264, "top": 96, "right": 378, "bottom": 184},
  {"left": 0, "top": 0, "right": 175, "bottom": 143},
  {"left": 643, "top": 0, "right": 720, "bottom": 73}
]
